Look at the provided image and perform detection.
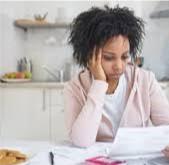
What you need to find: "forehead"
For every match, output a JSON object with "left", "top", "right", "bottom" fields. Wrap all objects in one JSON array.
[{"left": 103, "top": 35, "right": 130, "bottom": 51}]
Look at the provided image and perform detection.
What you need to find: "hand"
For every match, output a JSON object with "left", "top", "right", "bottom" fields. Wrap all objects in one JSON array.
[
  {"left": 162, "top": 145, "right": 169, "bottom": 158},
  {"left": 88, "top": 46, "right": 106, "bottom": 81}
]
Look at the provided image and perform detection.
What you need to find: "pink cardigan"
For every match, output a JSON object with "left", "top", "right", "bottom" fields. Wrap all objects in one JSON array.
[{"left": 64, "top": 64, "right": 169, "bottom": 147}]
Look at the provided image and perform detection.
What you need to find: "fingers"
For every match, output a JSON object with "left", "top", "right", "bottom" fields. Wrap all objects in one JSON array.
[
  {"left": 162, "top": 146, "right": 169, "bottom": 158},
  {"left": 88, "top": 46, "right": 106, "bottom": 81},
  {"left": 92, "top": 46, "right": 96, "bottom": 65},
  {"left": 97, "top": 48, "right": 102, "bottom": 64},
  {"left": 162, "top": 150, "right": 169, "bottom": 158},
  {"left": 92, "top": 46, "right": 102, "bottom": 63},
  {"left": 89, "top": 46, "right": 102, "bottom": 66},
  {"left": 165, "top": 146, "right": 169, "bottom": 151}
]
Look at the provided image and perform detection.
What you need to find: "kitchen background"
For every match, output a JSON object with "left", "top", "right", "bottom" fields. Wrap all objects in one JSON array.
[
  {"left": 0, "top": 1, "right": 169, "bottom": 143},
  {"left": 0, "top": 1, "right": 169, "bottom": 81}
]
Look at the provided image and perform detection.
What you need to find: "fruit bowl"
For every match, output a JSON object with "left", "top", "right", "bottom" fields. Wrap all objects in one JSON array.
[
  {"left": 0, "top": 72, "right": 32, "bottom": 83},
  {"left": 0, "top": 78, "right": 31, "bottom": 83}
]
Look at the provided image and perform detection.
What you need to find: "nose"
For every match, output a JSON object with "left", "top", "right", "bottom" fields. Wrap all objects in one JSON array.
[{"left": 113, "top": 59, "right": 123, "bottom": 73}]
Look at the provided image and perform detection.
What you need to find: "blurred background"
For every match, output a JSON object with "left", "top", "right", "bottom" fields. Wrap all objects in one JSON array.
[
  {"left": 0, "top": 1, "right": 169, "bottom": 144},
  {"left": 0, "top": 1, "right": 169, "bottom": 81}
]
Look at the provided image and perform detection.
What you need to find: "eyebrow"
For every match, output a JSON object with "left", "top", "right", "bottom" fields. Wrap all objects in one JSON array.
[{"left": 102, "top": 50, "right": 129, "bottom": 56}]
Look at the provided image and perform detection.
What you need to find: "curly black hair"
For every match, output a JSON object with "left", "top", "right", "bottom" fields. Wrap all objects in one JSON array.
[{"left": 68, "top": 5, "right": 145, "bottom": 67}]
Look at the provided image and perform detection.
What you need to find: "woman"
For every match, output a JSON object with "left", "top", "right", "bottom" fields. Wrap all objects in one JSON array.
[{"left": 64, "top": 5, "right": 169, "bottom": 158}]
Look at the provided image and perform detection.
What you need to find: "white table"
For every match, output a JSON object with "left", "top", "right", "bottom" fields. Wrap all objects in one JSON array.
[{"left": 1, "top": 126, "right": 169, "bottom": 165}]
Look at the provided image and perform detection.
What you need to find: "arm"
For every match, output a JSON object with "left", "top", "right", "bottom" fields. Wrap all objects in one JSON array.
[
  {"left": 149, "top": 72, "right": 169, "bottom": 125},
  {"left": 64, "top": 80, "right": 108, "bottom": 147}
]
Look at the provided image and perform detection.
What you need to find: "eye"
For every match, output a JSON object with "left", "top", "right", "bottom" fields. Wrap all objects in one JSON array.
[
  {"left": 122, "top": 56, "right": 129, "bottom": 59},
  {"left": 122, "top": 54, "right": 129, "bottom": 60},
  {"left": 102, "top": 53, "right": 115, "bottom": 61},
  {"left": 103, "top": 55, "right": 114, "bottom": 61}
]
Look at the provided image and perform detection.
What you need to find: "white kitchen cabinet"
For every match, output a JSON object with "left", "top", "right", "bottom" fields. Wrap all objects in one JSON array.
[
  {"left": 50, "top": 89, "right": 68, "bottom": 143},
  {"left": 0, "top": 86, "right": 67, "bottom": 143},
  {"left": 0, "top": 88, "right": 2, "bottom": 136},
  {"left": 0, "top": 88, "right": 50, "bottom": 141},
  {"left": 50, "top": 106, "right": 67, "bottom": 143}
]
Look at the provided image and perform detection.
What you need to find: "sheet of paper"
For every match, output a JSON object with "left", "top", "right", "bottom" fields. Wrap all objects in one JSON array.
[
  {"left": 27, "top": 142, "right": 111, "bottom": 165},
  {"left": 109, "top": 126, "right": 169, "bottom": 159}
]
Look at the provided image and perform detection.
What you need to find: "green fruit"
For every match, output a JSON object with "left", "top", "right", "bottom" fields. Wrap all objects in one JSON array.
[
  {"left": 10, "top": 73, "right": 16, "bottom": 78},
  {"left": 24, "top": 72, "right": 32, "bottom": 79},
  {"left": 7, "top": 74, "right": 12, "bottom": 79}
]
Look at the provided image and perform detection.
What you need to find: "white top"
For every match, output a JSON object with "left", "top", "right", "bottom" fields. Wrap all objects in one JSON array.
[{"left": 103, "top": 74, "right": 127, "bottom": 134}]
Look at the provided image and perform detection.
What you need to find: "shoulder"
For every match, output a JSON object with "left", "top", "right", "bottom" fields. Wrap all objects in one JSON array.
[
  {"left": 137, "top": 67, "right": 156, "bottom": 83},
  {"left": 64, "top": 69, "right": 92, "bottom": 95},
  {"left": 126, "top": 63, "right": 156, "bottom": 82},
  {"left": 125, "top": 63, "right": 157, "bottom": 91}
]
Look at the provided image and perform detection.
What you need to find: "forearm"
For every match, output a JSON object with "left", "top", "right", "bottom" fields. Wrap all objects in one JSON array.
[{"left": 68, "top": 80, "right": 108, "bottom": 147}]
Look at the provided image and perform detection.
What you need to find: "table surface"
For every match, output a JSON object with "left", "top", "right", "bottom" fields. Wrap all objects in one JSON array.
[
  {"left": 0, "top": 139, "right": 168, "bottom": 165},
  {"left": 1, "top": 126, "right": 169, "bottom": 165}
]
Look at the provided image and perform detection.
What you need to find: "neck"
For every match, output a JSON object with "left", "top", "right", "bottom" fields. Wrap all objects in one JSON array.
[{"left": 106, "top": 78, "right": 119, "bottom": 94}]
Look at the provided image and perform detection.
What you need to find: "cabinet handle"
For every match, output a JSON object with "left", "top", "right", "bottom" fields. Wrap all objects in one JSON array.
[{"left": 42, "top": 89, "right": 46, "bottom": 111}]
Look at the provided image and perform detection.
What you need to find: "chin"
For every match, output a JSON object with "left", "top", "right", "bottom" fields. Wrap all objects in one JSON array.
[{"left": 108, "top": 74, "right": 122, "bottom": 80}]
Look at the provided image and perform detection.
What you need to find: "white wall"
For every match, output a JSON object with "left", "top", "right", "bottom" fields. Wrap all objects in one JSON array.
[
  {"left": 141, "top": 1, "right": 169, "bottom": 80},
  {"left": 0, "top": 1, "right": 169, "bottom": 80},
  {"left": 0, "top": 2, "right": 25, "bottom": 75},
  {"left": 0, "top": 8, "right": 2, "bottom": 76},
  {"left": 111, "top": 1, "right": 169, "bottom": 80},
  {"left": 23, "top": 1, "right": 110, "bottom": 81},
  {"left": 0, "top": 1, "right": 109, "bottom": 81}
]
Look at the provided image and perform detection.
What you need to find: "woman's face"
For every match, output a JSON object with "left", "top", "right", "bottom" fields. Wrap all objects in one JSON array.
[{"left": 101, "top": 35, "right": 130, "bottom": 81}]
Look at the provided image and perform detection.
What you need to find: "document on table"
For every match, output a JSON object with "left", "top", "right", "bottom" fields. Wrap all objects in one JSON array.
[
  {"left": 108, "top": 125, "right": 169, "bottom": 159},
  {"left": 29, "top": 142, "right": 111, "bottom": 165},
  {"left": 29, "top": 126, "right": 169, "bottom": 165}
]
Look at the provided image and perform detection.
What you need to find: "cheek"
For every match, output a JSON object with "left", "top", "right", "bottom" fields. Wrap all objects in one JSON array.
[
  {"left": 101, "top": 59, "right": 128, "bottom": 73},
  {"left": 101, "top": 60, "right": 113, "bottom": 72},
  {"left": 121, "top": 61, "right": 127, "bottom": 69}
]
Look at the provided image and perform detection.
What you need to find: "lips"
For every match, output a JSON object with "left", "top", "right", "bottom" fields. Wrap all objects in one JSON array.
[{"left": 109, "top": 73, "right": 122, "bottom": 77}]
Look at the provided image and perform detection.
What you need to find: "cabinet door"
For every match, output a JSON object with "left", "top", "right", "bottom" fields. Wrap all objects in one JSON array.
[
  {"left": 1, "top": 88, "right": 50, "bottom": 141},
  {"left": 50, "top": 89, "right": 68, "bottom": 143},
  {"left": 50, "top": 89, "right": 64, "bottom": 107},
  {"left": 50, "top": 106, "right": 67, "bottom": 143},
  {"left": 0, "top": 88, "right": 2, "bottom": 137}
]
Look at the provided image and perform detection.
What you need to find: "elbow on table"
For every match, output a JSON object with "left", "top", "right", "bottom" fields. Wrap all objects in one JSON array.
[{"left": 70, "top": 133, "right": 96, "bottom": 148}]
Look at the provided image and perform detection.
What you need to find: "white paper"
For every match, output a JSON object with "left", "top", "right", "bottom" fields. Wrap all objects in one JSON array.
[{"left": 109, "top": 126, "right": 169, "bottom": 159}]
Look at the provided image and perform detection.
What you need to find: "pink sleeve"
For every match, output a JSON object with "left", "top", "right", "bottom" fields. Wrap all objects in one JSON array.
[
  {"left": 64, "top": 80, "right": 108, "bottom": 147},
  {"left": 149, "top": 72, "right": 169, "bottom": 125}
]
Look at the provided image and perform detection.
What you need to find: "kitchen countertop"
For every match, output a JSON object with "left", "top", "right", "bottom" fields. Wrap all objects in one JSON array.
[
  {"left": 0, "top": 81, "right": 67, "bottom": 89},
  {"left": 0, "top": 81, "right": 169, "bottom": 89}
]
